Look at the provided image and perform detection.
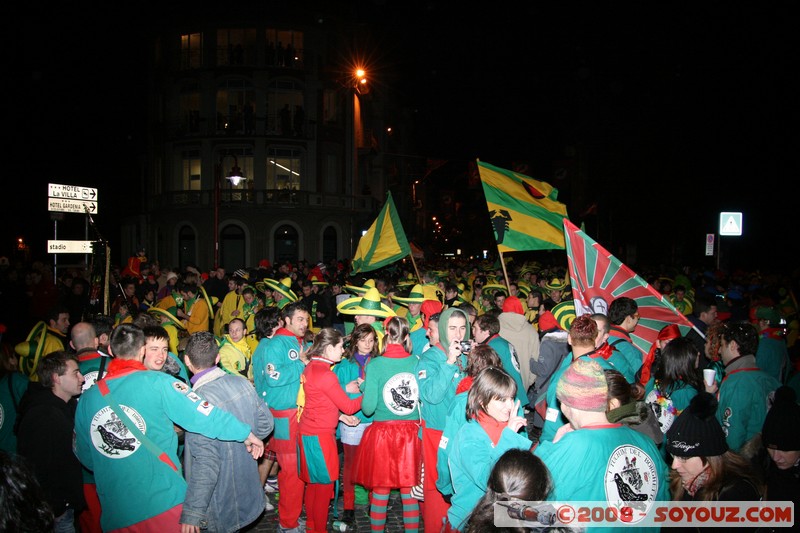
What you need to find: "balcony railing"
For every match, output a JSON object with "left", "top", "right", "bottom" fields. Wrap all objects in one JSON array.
[{"left": 147, "top": 189, "right": 377, "bottom": 212}]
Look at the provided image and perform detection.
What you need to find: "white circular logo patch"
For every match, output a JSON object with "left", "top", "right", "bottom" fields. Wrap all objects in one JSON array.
[
  {"left": 509, "top": 345, "right": 521, "bottom": 372},
  {"left": 82, "top": 371, "right": 100, "bottom": 392},
  {"left": 605, "top": 445, "right": 659, "bottom": 522},
  {"left": 645, "top": 388, "right": 676, "bottom": 433},
  {"left": 89, "top": 405, "right": 146, "bottom": 458},
  {"left": 381, "top": 372, "right": 418, "bottom": 415},
  {"left": 288, "top": 349, "right": 299, "bottom": 361}
]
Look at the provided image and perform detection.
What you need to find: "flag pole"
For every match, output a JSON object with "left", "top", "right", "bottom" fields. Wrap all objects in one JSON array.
[
  {"left": 498, "top": 250, "right": 511, "bottom": 293},
  {"left": 409, "top": 251, "right": 422, "bottom": 283}
]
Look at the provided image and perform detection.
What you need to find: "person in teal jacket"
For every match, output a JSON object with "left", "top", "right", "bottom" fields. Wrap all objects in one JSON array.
[
  {"left": 251, "top": 301, "right": 311, "bottom": 533},
  {"left": 715, "top": 322, "right": 781, "bottom": 455},
  {"left": 644, "top": 336, "right": 703, "bottom": 452},
  {"left": 754, "top": 306, "right": 791, "bottom": 383},
  {"left": 535, "top": 359, "right": 669, "bottom": 533},
  {"left": 472, "top": 313, "right": 527, "bottom": 406},
  {"left": 608, "top": 296, "right": 644, "bottom": 379},
  {"left": 415, "top": 306, "right": 470, "bottom": 531},
  {"left": 436, "top": 344, "right": 503, "bottom": 498},
  {"left": 333, "top": 323, "right": 378, "bottom": 523},
  {"left": 539, "top": 315, "right": 618, "bottom": 444},
  {"left": 74, "top": 324, "right": 263, "bottom": 532},
  {"left": 445, "top": 366, "right": 532, "bottom": 532}
]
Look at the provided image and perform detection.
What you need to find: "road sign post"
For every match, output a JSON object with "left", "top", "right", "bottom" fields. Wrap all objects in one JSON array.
[{"left": 47, "top": 183, "right": 100, "bottom": 280}]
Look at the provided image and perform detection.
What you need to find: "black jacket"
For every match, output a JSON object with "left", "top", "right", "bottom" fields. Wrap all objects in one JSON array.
[{"left": 15, "top": 382, "right": 85, "bottom": 515}]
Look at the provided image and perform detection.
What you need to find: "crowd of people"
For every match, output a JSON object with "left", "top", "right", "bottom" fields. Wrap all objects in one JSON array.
[{"left": 0, "top": 250, "right": 799, "bottom": 532}]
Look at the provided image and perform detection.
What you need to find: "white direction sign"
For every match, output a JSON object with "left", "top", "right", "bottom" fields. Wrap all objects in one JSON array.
[
  {"left": 47, "top": 198, "right": 98, "bottom": 214},
  {"left": 719, "top": 212, "right": 742, "bottom": 236},
  {"left": 47, "top": 240, "right": 94, "bottom": 254},
  {"left": 48, "top": 183, "right": 98, "bottom": 201}
]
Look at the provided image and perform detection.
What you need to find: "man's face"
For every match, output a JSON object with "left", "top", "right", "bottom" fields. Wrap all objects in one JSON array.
[
  {"left": 355, "top": 314, "right": 377, "bottom": 326},
  {"left": 427, "top": 320, "right": 440, "bottom": 345},
  {"left": 285, "top": 310, "right": 310, "bottom": 337},
  {"left": 55, "top": 359, "right": 84, "bottom": 398},
  {"left": 53, "top": 313, "right": 70, "bottom": 334},
  {"left": 701, "top": 306, "right": 719, "bottom": 325},
  {"left": 719, "top": 337, "right": 737, "bottom": 363},
  {"left": 494, "top": 294, "right": 506, "bottom": 308},
  {"left": 228, "top": 320, "right": 246, "bottom": 342},
  {"left": 445, "top": 289, "right": 458, "bottom": 301},
  {"left": 243, "top": 293, "right": 256, "bottom": 305},
  {"left": 143, "top": 337, "right": 169, "bottom": 371},
  {"left": 407, "top": 302, "right": 422, "bottom": 316},
  {"left": 302, "top": 285, "right": 313, "bottom": 297},
  {"left": 447, "top": 314, "right": 467, "bottom": 342},
  {"left": 472, "top": 321, "right": 490, "bottom": 343}
]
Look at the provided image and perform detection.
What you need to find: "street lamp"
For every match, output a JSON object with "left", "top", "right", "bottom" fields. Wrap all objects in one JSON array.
[{"left": 214, "top": 154, "right": 245, "bottom": 268}]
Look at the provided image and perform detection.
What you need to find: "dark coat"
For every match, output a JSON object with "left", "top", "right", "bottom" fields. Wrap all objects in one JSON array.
[{"left": 15, "top": 382, "right": 86, "bottom": 515}]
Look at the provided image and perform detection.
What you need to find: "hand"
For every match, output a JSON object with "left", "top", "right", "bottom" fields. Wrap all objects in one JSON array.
[
  {"left": 181, "top": 524, "right": 200, "bottom": 533},
  {"left": 244, "top": 432, "right": 264, "bottom": 459},
  {"left": 339, "top": 414, "right": 360, "bottom": 427},
  {"left": 704, "top": 381, "right": 719, "bottom": 395},
  {"left": 446, "top": 340, "right": 462, "bottom": 364},
  {"left": 506, "top": 400, "right": 527, "bottom": 433},
  {"left": 553, "top": 422, "right": 574, "bottom": 443},
  {"left": 345, "top": 379, "right": 361, "bottom": 394}
]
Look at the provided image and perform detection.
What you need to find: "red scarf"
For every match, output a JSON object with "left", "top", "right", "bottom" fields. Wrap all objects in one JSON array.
[
  {"left": 762, "top": 327, "right": 785, "bottom": 341},
  {"left": 476, "top": 411, "right": 505, "bottom": 445},
  {"left": 592, "top": 342, "right": 615, "bottom": 360},
  {"left": 106, "top": 358, "right": 146, "bottom": 378},
  {"left": 456, "top": 375, "right": 473, "bottom": 395}
]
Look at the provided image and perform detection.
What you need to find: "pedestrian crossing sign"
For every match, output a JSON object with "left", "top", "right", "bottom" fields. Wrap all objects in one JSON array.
[{"left": 719, "top": 212, "right": 743, "bottom": 236}]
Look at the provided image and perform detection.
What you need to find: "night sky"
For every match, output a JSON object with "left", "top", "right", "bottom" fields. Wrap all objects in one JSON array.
[{"left": 7, "top": 2, "right": 798, "bottom": 274}]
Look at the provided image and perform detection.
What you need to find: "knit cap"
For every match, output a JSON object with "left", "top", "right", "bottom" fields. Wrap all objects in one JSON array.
[
  {"left": 556, "top": 359, "right": 608, "bottom": 412},
  {"left": 666, "top": 392, "right": 728, "bottom": 457},
  {"left": 762, "top": 386, "right": 800, "bottom": 451}
]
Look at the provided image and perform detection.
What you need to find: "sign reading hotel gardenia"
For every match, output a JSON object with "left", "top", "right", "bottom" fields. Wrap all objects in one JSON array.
[{"left": 48, "top": 183, "right": 99, "bottom": 214}]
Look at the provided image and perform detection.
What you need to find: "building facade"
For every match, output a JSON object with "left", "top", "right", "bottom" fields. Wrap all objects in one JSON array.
[{"left": 125, "top": 8, "right": 409, "bottom": 272}]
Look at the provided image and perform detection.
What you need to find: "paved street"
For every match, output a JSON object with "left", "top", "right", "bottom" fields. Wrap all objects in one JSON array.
[{"left": 247, "top": 487, "right": 422, "bottom": 532}]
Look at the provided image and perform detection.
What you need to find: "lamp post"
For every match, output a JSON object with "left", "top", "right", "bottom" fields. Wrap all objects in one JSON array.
[{"left": 214, "top": 154, "right": 245, "bottom": 268}]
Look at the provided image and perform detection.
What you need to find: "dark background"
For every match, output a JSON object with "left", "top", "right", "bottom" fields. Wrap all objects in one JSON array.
[{"left": 6, "top": 2, "right": 798, "bottom": 273}]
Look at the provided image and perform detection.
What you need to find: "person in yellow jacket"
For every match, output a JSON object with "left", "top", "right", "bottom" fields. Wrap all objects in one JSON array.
[
  {"left": 213, "top": 272, "right": 248, "bottom": 336},
  {"left": 14, "top": 305, "right": 70, "bottom": 380},
  {"left": 218, "top": 317, "right": 252, "bottom": 376},
  {"left": 176, "top": 282, "right": 210, "bottom": 334}
]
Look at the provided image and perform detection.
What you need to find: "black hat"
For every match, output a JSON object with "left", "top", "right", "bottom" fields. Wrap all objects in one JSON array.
[
  {"left": 762, "top": 386, "right": 800, "bottom": 451},
  {"left": 666, "top": 392, "right": 729, "bottom": 457}
]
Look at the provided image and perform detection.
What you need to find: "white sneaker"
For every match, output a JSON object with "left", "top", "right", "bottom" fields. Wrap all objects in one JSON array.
[
  {"left": 264, "top": 477, "right": 279, "bottom": 493},
  {"left": 265, "top": 497, "right": 275, "bottom": 512}
]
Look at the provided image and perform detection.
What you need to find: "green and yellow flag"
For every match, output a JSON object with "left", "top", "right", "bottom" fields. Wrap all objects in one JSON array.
[
  {"left": 478, "top": 160, "right": 569, "bottom": 251},
  {"left": 351, "top": 191, "right": 411, "bottom": 274}
]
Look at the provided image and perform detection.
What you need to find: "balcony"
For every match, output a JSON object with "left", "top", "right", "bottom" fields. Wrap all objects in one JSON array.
[{"left": 147, "top": 189, "right": 377, "bottom": 212}]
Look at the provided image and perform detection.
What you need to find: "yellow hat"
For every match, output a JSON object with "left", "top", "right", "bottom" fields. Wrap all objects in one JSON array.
[
  {"left": 148, "top": 306, "right": 186, "bottom": 329},
  {"left": 337, "top": 287, "right": 396, "bottom": 318},
  {"left": 263, "top": 277, "right": 298, "bottom": 303},
  {"left": 393, "top": 284, "right": 426, "bottom": 306}
]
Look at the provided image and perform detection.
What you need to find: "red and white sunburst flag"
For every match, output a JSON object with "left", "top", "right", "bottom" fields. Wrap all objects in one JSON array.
[{"left": 563, "top": 218, "right": 696, "bottom": 354}]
